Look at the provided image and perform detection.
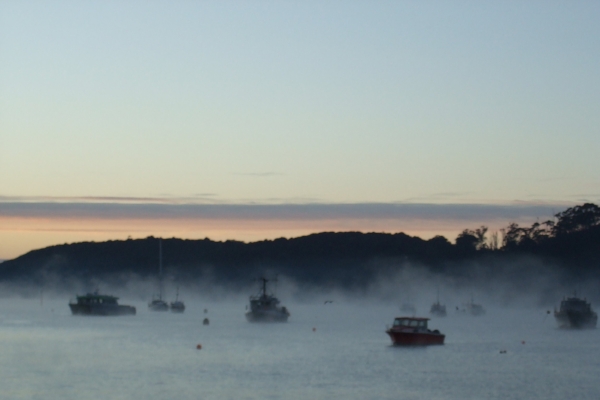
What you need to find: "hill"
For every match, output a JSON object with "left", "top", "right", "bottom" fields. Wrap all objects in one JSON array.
[{"left": 1, "top": 203, "right": 600, "bottom": 297}]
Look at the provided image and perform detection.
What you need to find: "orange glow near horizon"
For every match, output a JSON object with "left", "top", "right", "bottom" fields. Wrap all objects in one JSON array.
[{"left": 0, "top": 214, "right": 520, "bottom": 260}]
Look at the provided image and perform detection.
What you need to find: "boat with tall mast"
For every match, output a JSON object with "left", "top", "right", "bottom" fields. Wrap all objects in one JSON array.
[
  {"left": 245, "top": 277, "right": 290, "bottom": 322},
  {"left": 170, "top": 286, "right": 185, "bottom": 313},
  {"left": 148, "top": 239, "right": 169, "bottom": 311},
  {"left": 464, "top": 295, "right": 485, "bottom": 316},
  {"left": 429, "top": 289, "right": 447, "bottom": 317}
]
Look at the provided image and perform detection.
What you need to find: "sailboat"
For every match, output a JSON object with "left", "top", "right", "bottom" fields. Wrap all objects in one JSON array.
[
  {"left": 429, "top": 288, "right": 447, "bottom": 317},
  {"left": 464, "top": 295, "right": 485, "bottom": 316},
  {"left": 170, "top": 286, "right": 185, "bottom": 313},
  {"left": 148, "top": 239, "right": 169, "bottom": 311}
]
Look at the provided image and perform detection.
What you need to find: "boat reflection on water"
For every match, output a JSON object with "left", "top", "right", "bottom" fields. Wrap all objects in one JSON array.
[{"left": 245, "top": 277, "right": 290, "bottom": 322}]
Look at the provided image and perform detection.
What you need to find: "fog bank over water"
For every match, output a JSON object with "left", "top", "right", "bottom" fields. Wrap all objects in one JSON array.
[
  {"left": 1, "top": 297, "right": 599, "bottom": 400},
  {"left": 2, "top": 254, "right": 595, "bottom": 312}
]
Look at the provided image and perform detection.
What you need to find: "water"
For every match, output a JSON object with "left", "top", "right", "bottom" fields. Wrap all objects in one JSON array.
[{"left": 0, "top": 299, "right": 599, "bottom": 400}]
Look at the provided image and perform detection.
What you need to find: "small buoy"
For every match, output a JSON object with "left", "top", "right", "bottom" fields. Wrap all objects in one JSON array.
[
  {"left": 203, "top": 318, "right": 210, "bottom": 325},
  {"left": 196, "top": 344, "right": 202, "bottom": 350},
  {"left": 312, "top": 327, "right": 316, "bottom": 332},
  {"left": 521, "top": 341, "right": 525, "bottom": 344},
  {"left": 500, "top": 350, "right": 507, "bottom": 354},
  {"left": 204, "top": 308, "right": 208, "bottom": 314}
]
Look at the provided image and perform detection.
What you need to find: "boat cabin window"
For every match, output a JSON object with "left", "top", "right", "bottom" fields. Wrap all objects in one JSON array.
[{"left": 394, "top": 319, "right": 428, "bottom": 328}]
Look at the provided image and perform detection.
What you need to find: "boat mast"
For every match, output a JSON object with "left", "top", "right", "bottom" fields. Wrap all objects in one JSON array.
[
  {"left": 262, "top": 277, "right": 268, "bottom": 297},
  {"left": 159, "top": 239, "right": 163, "bottom": 300}
]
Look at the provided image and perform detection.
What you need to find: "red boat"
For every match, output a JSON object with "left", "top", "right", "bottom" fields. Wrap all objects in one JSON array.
[{"left": 386, "top": 317, "right": 445, "bottom": 345}]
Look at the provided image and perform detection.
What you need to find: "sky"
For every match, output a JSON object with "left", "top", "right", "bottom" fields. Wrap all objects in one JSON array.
[{"left": 1, "top": 1, "right": 599, "bottom": 260}]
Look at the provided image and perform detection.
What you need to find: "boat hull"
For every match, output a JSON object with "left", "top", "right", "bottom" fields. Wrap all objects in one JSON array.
[
  {"left": 429, "top": 304, "right": 447, "bottom": 317},
  {"left": 69, "top": 303, "right": 136, "bottom": 316},
  {"left": 554, "top": 311, "right": 597, "bottom": 329},
  {"left": 148, "top": 300, "right": 169, "bottom": 311},
  {"left": 245, "top": 310, "right": 289, "bottom": 323},
  {"left": 386, "top": 329, "right": 445, "bottom": 346}
]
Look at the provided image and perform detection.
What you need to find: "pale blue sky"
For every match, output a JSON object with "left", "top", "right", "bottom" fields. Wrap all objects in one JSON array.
[{"left": 1, "top": 1, "right": 600, "bottom": 257}]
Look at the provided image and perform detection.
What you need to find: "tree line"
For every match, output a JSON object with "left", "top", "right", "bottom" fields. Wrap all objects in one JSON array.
[{"left": 1, "top": 203, "right": 599, "bottom": 292}]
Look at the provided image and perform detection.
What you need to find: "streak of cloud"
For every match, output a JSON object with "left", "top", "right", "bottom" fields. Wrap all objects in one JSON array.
[
  {"left": 232, "top": 172, "right": 284, "bottom": 177},
  {"left": 0, "top": 200, "right": 566, "bottom": 222}
]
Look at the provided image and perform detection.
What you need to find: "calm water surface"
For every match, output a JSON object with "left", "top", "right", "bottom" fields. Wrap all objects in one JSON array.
[{"left": 0, "top": 299, "right": 598, "bottom": 400}]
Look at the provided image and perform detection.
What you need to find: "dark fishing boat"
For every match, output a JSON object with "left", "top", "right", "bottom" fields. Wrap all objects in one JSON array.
[
  {"left": 170, "top": 287, "right": 185, "bottom": 313},
  {"left": 245, "top": 277, "right": 290, "bottom": 322},
  {"left": 554, "top": 294, "right": 597, "bottom": 329},
  {"left": 69, "top": 291, "right": 136, "bottom": 316},
  {"left": 149, "top": 239, "right": 169, "bottom": 312},
  {"left": 386, "top": 317, "right": 445, "bottom": 345}
]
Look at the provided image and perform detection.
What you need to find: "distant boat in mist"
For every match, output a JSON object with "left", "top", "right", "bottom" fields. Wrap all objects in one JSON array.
[
  {"left": 554, "top": 293, "right": 597, "bottom": 329},
  {"left": 148, "top": 239, "right": 169, "bottom": 312},
  {"left": 463, "top": 296, "right": 485, "bottom": 316},
  {"left": 245, "top": 277, "right": 290, "bottom": 322},
  {"left": 170, "top": 286, "right": 185, "bottom": 313},
  {"left": 429, "top": 289, "right": 446, "bottom": 317},
  {"left": 69, "top": 291, "right": 136, "bottom": 316}
]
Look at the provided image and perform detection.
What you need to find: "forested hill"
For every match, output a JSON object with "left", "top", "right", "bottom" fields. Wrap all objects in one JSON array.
[{"left": 2, "top": 203, "right": 600, "bottom": 291}]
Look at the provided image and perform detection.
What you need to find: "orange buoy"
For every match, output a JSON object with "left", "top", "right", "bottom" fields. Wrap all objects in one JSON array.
[
  {"left": 521, "top": 341, "right": 525, "bottom": 344},
  {"left": 196, "top": 344, "right": 202, "bottom": 350}
]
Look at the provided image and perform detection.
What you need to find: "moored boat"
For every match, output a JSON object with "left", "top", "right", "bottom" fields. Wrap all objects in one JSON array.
[
  {"left": 149, "top": 239, "right": 169, "bottom": 312},
  {"left": 69, "top": 291, "right": 136, "bottom": 316},
  {"left": 554, "top": 294, "right": 597, "bottom": 329},
  {"left": 464, "top": 297, "right": 485, "bottom": 316},
  {"left": 149, "top": 296, "right": 169, "bottom": 311},
  {"left": 245, "top": 277, "right": 290, "bottom": 322},
  {"left": 430, "top": 301, "right": 447, "bottom": 317},
  {"left": 386, "top": 317, "right": 445, "bottom": 345},
  {"left": 170, "top": 287, "right": 185, "bottom": 313},
  {"left": 430, "top": 289, "right": 447, "bottom": 317}
]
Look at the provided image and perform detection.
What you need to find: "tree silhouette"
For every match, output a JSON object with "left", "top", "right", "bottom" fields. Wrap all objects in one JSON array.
[
  {"left": 455, "top": 226, "right": 488, "bottom": 251},
  {"left": 552, "top": 203, "right": 600, "bottom": 236}
]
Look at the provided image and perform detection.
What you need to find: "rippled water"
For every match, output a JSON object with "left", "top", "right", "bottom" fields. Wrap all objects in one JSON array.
[{"left": 0, "top": 298, "right": 598, "bottom": 400}]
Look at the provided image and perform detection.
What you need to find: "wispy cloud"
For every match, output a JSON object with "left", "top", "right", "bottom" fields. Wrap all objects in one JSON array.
[
  {"left": 0, "top": 200, "right": 566, "bottom": 222},
  {"left": 232, "top": 172, "right": 284, "bottom": 177},
  {"left": 0, "top": 195, "right": 221, "bottom": 205}
]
